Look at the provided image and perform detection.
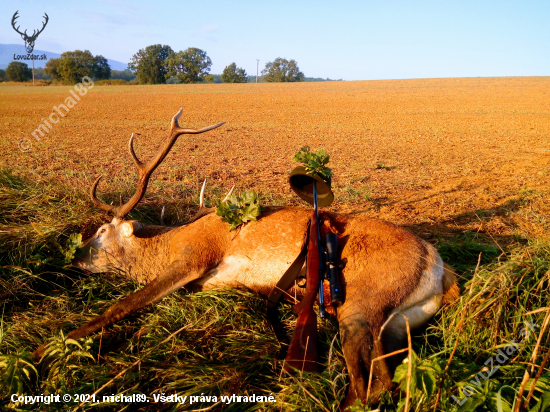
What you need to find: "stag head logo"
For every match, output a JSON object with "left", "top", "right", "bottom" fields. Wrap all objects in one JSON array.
[{"left": 11, "top": 11, "right": 49, "bottom": 54}]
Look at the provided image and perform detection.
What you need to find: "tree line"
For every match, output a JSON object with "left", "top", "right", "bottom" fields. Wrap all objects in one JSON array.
[
  {"left": 0, "top": 50, "right": 111, "bottom": 83},
  {"left": 128, "top": 44, "right": 305, "bottom": 84},
  {"left": 1, "top": 44, "right": 323, "bottom": 84}
]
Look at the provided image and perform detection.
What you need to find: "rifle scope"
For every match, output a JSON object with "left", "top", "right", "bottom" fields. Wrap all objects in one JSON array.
[{"left": 325, "top": 233, "right": 344, "bottom": 307}]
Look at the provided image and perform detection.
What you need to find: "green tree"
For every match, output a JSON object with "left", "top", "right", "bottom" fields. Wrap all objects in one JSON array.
[
  {"left": 6, "top": 62, "right": 32, "bottom": 82},
  {"left": 59, "top": 50, "right": 94, "bottom": 82},
  {"left": 166, "top": 48, "right": 212, "bottom": 84},
  {"left": 262, "top": 58, "right": 304, "bottom": 82},
  {"left": 44, "top": 58, "right": 61, "bottom": 80},
  {"left": 0, "top": 69, "right": 6, "bottom": 82},
  {"left": 128, "top": 44, "right": 173, "bottom": 84},
  {"left": 46, "top": 51, "right": 111, "bottom": 83},
  {"left": 59, "top": 50, "right": 103, "bottom": 83},
  {"left": 93, "top": 55, "right": 111, "bottom": 80},
  {"left": 222, "top": 63, "right": 247, "bottom": 83}
]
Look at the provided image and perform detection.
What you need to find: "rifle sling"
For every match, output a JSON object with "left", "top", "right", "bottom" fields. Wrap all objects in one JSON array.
[{"left": 266, "top": 220, "right": 311, "bottom": 309}]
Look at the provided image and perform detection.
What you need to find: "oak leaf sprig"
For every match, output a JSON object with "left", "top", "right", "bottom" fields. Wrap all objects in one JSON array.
[
  {"left": 64, "top": 233, "right": 83, "bottom": 265},
  {"left": 216, "top": 191, "right": 264, "bottom": 231},
  {"left": 293, "top": 146, "right": 333, "bottom": 184}
]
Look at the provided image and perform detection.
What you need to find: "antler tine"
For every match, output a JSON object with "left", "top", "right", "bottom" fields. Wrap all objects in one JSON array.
[
  {"left": 41, "top": 13, "right": 49, "bottom": 29},
  {"left": 90, "top": 176, "right": 118, "bottom": 214},
  {"left": 142, "top": 108, "right": 224, "bottom": 177},
  {"left": 172, "top": 107, "right": 225, "bottom": 135},
  {"left": 171, "top": 108, "right": 184, "bottom": 129},
  {"left": 199, "top": 179, "right": 206, "bottom": 209},
  {"left": 128, "top": 133, "right": 144, "bottom": 169},
  {"left": 160, "top": 206, "right": 165, "bottom": 226},
  {"left": 27, "top": 12, "right": 48, "bottom": 40},
  {"left": 11, "top": 11, "right": 24, "bottom": 36},
  {"left": 31, "top": 13, "right": 48, "bottom": 39},
  {"left": 222, "top": 185, "right": 235, "bottom": 203},
  {"left": 90, "top": 109, "right": 224, "bottom": 220}
]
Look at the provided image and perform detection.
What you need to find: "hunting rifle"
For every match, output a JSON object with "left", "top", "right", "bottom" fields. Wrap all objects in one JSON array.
[{"left": 284, "top": 171, "right": 343, "bottom": 372}]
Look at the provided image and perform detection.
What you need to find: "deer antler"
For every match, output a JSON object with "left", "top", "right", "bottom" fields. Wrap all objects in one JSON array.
[
  {"left": 11, "top": 11, "right": 26, "bottom": 37},
  {"left": 186, "top": 183, "right": 236, "bottom": 224},
  {"left": 199, "top": 179, "right": 207, "bottom": 209},
  {"left": 222, "top": 185, "right": 235, "bottom": 202},
  {"left": 91, "top": 109, "right": 224, "bottom": 219},
  {"left": 198, "top": 181, "right": 234, "bottom": 209},
  {"left": 29, "top": 13, "right": 49, "bottom": 40},
  {"left": 11, "top": 11, "right": 49, "bottom": 41}
]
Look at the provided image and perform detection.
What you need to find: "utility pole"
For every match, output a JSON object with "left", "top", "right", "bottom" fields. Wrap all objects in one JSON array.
[{"left": 256, "top": 59, "right": 259, "bottom": 83}]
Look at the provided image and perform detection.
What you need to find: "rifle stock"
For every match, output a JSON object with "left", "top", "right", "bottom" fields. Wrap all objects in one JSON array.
[{"left": 284, "top": 208, "right": 320, "bottom": 372}]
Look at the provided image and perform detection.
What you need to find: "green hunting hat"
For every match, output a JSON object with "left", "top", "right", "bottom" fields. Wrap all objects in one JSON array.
[{"left": 289, "top": 166, "right": 334, "bottom": 207}]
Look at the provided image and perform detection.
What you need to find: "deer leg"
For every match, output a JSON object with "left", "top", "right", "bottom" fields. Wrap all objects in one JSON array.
[
  {"left": 380, "top": 315, "right": 409, "bottom": 375},
  {"left": 33, "top": 259, "right": 207, "bottom": 359},
  {"left": 379, "top": 295, "right": 444, "bottom": 375},
  {"left": 338, "top": 309, "right": 393, "bottom": 410}
]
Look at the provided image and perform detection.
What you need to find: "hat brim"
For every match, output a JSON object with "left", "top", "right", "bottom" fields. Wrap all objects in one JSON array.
[{"left": 289, "top": 166, "right": 334, "bottom": 207}]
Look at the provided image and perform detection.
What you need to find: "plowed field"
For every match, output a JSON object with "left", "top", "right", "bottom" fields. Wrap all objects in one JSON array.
[{"left": 1, "top": 77, "right": 549, "bottom": 241}]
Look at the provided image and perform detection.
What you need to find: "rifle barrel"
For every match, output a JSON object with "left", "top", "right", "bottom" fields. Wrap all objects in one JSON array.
[{"left": 313, "top": 181, "right": 326, "bottom": 318}]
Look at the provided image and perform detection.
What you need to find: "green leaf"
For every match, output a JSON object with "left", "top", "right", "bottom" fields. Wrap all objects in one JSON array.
[
  {"left": 292, "top": 146, "right": 333, "bottom": 184},
  {"left": 393, "top": 360, "right": 408, "bottom": 386},
  {"left": 242, "top": 191, "right": 257, "bottom": 204},
  {"left": 494, "top": 385, "right": 515, "bottom": 412},
  {"left": 393, "top": 352, "right": 417, "bottom": 395},
  {"left": 216, "top": 190, "right": 264, "bottom": 231},
  {"left": 39, "top": 332, "right": 95, "bottom": 392},
  {"left": 458, "top": 393, "right": 487, "bottom": 411},
  {"left": 533, "top": 392, "right": 550, "bottom": 412},
  {"left": 64, "top": 233, "right": 82, "bottom": 264},
  {"left": 0, "top": 350, "right": 38, "bottom": 396},
  {"left": 420, "top": 368, "right": 436, "bottom": 397}
]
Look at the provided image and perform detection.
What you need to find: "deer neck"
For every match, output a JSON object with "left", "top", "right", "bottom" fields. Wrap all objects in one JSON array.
[{"left": 123, "top": 225, "right": 176, "bottom": 283}]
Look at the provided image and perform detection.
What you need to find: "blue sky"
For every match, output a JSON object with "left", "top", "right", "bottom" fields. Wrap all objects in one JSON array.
[{"left": 2, "top": 0, "right": 548, "bottom": 80}]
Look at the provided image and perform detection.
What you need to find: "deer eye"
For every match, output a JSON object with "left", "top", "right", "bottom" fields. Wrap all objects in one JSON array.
[{"left": 99, "top": 228, "right": 106, "bottom": 235}]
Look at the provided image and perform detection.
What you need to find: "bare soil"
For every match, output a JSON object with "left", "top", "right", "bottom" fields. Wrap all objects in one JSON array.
[{"left": 1, "top": 77, "right": 549, "bottom": 241}]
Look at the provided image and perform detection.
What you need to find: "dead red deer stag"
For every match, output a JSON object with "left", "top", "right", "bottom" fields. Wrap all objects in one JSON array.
[{"left": 33, "top": 109, "right": 459, "bottom": 409}]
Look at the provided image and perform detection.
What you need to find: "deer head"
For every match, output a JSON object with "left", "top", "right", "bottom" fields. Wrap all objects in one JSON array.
[
  {"left": 11, "top": 11, "right": 49, "bottom": 53},
  {"left": 74, "top": 109, "right": 225, "bottom": 279}
]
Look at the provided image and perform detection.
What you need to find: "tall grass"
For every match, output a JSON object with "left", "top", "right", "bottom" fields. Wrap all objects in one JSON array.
[{"left": 0, "top": 169, "right": 549, "bottom": 411}]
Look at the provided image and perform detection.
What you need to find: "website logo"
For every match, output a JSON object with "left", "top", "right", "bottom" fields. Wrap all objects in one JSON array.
[{"left": 11, "top": 11, "right": 49, "bottom": 53}]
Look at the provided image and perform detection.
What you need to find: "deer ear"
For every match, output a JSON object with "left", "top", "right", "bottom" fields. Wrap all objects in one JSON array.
[{"left": 121, "top": 221, "right": 140, "bottom": 238}]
